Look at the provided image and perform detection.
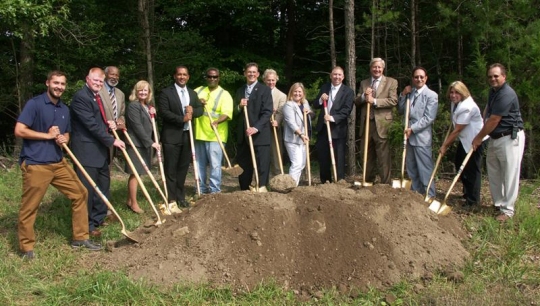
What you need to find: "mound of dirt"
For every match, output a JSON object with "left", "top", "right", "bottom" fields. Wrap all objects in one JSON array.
[
  {"left": 96, "top": 183, "right": 469, "bottom": 292},
  {"left": 269, "top": 174, "right": 297, "bottom": 193}
]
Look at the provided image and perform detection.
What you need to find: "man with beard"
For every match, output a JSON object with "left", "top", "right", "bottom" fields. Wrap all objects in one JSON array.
[
  {"left": 15, "top": 70, "right": 101, "bottom": 259},
  {"left": 99, "top": 66, "right": 126, "bottom": 129},
  {"left": 70, "top": 67, "right": 126, "bottom": 238}
]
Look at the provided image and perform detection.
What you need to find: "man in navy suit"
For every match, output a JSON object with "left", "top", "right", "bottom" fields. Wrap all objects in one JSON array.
[
  {"left": 312, "top": 66, "right": 355, "bottom": 183},
  {"left": 70, "top": 67, "right": 126, "bottom": 237},
  {"left": 234, "top": 62, "right": 273, "bottom": 191},
  {"left": 157, "top": 66, "right": 203, "bottom": 207},
  {"left": 398, "top": 66, "right": 438, "bottom": 197}
]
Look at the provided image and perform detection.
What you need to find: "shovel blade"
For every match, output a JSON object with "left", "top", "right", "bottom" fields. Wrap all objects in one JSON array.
[
  {"left": 401, "top": 180, "right": 411, "bottom": 189},
  {"left": 391, "top": 179, "right": 401, "bottom": 189},
  {"left": 222, "top": 165, "right": 243, "bottom": 177},
  {"left": 429, "top": 199, "right": 442, "bottom": 213},
  {"left": 121, "top": 230, "right": 139, "bottom": 243},
  {"left": 437, "top": 204, "right": 452, "bottom": 216}
]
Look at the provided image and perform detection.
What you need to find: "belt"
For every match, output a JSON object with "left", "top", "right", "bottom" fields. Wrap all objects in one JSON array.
[{"left": 490, "top": 129, "right": 521, "bottom": 140}]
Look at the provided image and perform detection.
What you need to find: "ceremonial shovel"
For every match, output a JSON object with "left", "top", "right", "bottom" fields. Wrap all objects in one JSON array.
[
  {"left": 392, "top": 98, "right": 412, "bottom": 189},
  {"left": 187, "top": 120, "right": 201, "bottom": 196},
  {"left": 203, "top": 105, "right": 243, "bottom": 177},
  {"left": 112, "top": 130, "right": 164, "bottom": 225},
  {"left": 425, "top": 126, "right": 452, "bottom": 203},
  {"left": 122, "top": 130, "right": 173, "bottom": 215},
  {"left": 244, "top": 105, "right": 260, "bottom": 192},
  {"left": 360, "top": 103, "right": 373, "bottom": 187},
  {"left": 303, "top": 110, "right": 311, "bottom": 186},
  {"left": 63, "top": 143, "right": 138, "bottom": 243},
  {"left": 323, "top": 99, "right": 338, "bottom": 183}
]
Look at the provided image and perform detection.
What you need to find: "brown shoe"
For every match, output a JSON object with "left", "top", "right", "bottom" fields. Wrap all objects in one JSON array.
[
  {"left": 89, "top": 229, "right": 102, "bottom": 238},
  {"left": 496, "top": 213, "right": 511, "bottom": 222}
]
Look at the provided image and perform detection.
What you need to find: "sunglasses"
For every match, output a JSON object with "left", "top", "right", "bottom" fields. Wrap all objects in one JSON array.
[{"left": 206, "top": 75, "right": 219, "bottom": 79}]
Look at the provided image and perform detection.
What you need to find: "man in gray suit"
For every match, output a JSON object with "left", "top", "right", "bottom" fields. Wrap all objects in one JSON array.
[
  {"left": 263, "top": 69, "right": 287, "bottom": 175},
  {"left": 398, "top": 67, "right": 438, "bottom": 197},
  {"left": 100, "top": 66, "right": 126, "bottom": 128},
  {"left": 355, "top": 58, "right": 398, "bottom": 184}
]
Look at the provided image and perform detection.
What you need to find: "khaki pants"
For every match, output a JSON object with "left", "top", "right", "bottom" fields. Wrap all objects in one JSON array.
[{"left": 19, "top": 158, "right": 89, "bottom": 252}]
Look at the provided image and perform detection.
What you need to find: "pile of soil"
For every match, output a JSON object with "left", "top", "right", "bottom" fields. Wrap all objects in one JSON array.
[{"left": 96, "top": 182, "right": 469, "bottom": 293}]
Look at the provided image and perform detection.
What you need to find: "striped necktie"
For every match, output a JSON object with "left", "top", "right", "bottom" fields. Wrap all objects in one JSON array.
[{"left": 109, "top": 87, "right": 117, "bottom": 120}]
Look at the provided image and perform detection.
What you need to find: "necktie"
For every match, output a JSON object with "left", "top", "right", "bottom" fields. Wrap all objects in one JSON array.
[
  {"left": 95, "top": 94, "right": 108, "bottom": 126},
  {"left": 370, "top": 80, "right": 378, "bottom": 119},
  {"left": 181, "top": 89, "right": 189, "bottom": 130},
  {"left": 109, "top": 87, "right": 117, "bottom": 120},
  {"left": 328, "top": 86, "right": 336, "bottom": 110},
  {"left": 412, "top": 90, "right": 420, "bottom": 107},
  {"left": 245, "top": 85, "right": 252, "bottom": 99}
]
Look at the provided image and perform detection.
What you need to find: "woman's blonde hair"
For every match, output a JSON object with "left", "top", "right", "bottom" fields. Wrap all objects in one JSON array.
[
  {"left": 287, "top": 82, "right": 305, "bottom": 101},
  {"left": 129, "top": 80, "right": 153, "bottom": 104},
  {"left": 446, "top": 80, "right": 471, "bottom": 100}
]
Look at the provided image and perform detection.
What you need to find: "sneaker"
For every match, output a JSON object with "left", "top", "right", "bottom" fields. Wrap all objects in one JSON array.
[
  {"left": 71, "top": 239, "right": 102, "bottom": 251},
  {"left": 21, "top": 250, "right": 35, "bottom": 260}
]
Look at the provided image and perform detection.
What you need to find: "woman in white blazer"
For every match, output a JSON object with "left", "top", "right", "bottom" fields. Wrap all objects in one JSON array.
[{"left": 282, "top": 83, "right": 312, "bottom": 185}]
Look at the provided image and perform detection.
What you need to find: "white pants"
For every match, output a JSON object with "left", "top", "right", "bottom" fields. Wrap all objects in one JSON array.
[
  {"left": 486, "top": 130, "right": 525, "bottom": 216},
  {"left": 284, "top": 141, "right": 306, "bottom": 186}
]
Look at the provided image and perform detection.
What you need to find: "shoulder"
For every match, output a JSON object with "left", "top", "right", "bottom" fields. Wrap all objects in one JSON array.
[
  {"left": 424, "top": 87, "right": 438, "bottom": 98},
  {"left": 383, "top": 76, "right": 398, "bottom": 84}
]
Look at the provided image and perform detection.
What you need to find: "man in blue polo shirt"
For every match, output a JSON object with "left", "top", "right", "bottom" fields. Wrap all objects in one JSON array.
[{"left": 14, "top": 70, "right": 101, "bottom": 259}]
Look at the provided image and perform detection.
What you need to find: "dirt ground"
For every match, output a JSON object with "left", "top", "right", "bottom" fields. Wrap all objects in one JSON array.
[{"left": 94, "top": 169, "right": 479, "bottom": 294}]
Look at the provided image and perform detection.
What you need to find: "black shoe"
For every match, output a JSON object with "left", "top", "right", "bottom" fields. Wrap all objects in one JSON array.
[
  {"left": 21, "top": 250, "right": 35, "bottom": 260},
  {"left": 178, "top": 199, "right": 190, "bottom": 208},
  {"left": 71, "top": 239, "right": 102, "bottom": 251}
]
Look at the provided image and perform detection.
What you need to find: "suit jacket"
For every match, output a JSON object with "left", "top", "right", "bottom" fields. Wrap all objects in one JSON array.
[
  {"left": 398, "top": 85, "right": 438, "bottom": 146},
  {"left": 271, "top": 87, "right": 287, "bottom": 125},
  {"left": 157, "top": 84, "right": 203, "bottom": 145},
  {"left": 356, "top": 76, "right": 398, "bottom": 139},
  {"left": 70, "top": 85, "right": 115, "bottom": 168},
  {"left": 125, "top": 101, "right": 153, "bottom": 148},
  {"left": 282, "top": 101, "right": 312, "bottom": 145},
  {"left": 234, "top": 82, "right": 273, "bottom": 146},
  {"left": 99, "top": 86, "right": 126, "bottom": 123},
  {"left": 312, "top": 83, "right": 354, "bottom": 139}
]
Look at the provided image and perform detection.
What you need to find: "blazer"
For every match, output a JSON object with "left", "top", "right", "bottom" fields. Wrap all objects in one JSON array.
[
  {"left": 398, "top": 85, "right": 438, "bottom": 147},
  {"left": 356, "top": 76, "right": 398, "bottom": 139},
  {"left": 234, "top": 82, "right": 273, "bottom": 146},
  {"left": 312, "top": 82, "right": 355, "bottom": 139},
  {"left": 99, "top": 86, "right": 126, "bottom": 123},
  {"left": 282, "top": 101, "right": 312, "bottom": 145},
  {"left": 125, "top": 101, "right": 154, "bottom": 148},
  {"left": 70, "top": 85, "right": 115, "bottom": 168},
  {"left": 157, "top": 84, "right": 203, "bottom": 145},
  {"left": 271, "top": 87, "right": 287, "bottom": 125}
]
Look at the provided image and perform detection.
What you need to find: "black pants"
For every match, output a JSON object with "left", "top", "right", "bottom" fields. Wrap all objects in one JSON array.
[
  {"left": 76, "top": 162, "right": 109, "bottom": 231},
  {"left": 455, "top": 141, "right": 484, "bottom": 205},
  {"left": 163, "top": 132, "right": 192, "bottom": 202},
  {"left": 237, "top": 143, "right": 271, "bottom": 190},
  {"left": 316, "top": 128, "right": 346, "bottom": 183}
]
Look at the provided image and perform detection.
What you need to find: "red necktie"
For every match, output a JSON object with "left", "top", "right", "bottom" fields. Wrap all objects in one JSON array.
[{"left": 95, "top": 94, "right": 108, "bottom": 126}]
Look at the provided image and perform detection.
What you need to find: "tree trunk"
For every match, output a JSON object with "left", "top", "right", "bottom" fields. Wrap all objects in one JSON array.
[
  {"left": 139, "top": 0, "right": 154, "bottom": 88},
  {"left": 285, "top": 0, "right": 296, "bottom": 83},
  {"left": 329, "top": 0, "right": 336, "bottom": 68},
  {"left": 371, "top": 0, "right": 376, "bottom": 59},
  {"left": 344, "top": 0, "right": 356, "bottom": 177},
  {"left": 410, "top": 0, "right": 416, "bottom": 67}
]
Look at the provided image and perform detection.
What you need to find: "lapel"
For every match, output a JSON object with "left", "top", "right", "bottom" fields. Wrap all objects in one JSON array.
[
  {"left": 376, "top": 76, "right": 386, "bottom": 97},
  {"left": 293, "top": 103, "right": 304, "bottom": 124},
  {"left": 169, "top": 85, "right": 184, "bottom": 115},
  {"left": 332, "top": 84, "right": 343, "bottom": 105}
]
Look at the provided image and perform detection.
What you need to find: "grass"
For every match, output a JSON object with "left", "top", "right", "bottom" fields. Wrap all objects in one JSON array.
[{"left": 1, "top": 163, "right": 540, "bottom": 305}]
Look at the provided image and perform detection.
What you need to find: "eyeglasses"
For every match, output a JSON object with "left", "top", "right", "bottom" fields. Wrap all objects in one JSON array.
[
  {"left": 206, "top": 75, "right": 219, "bottom": 79},
  {"left": 413, "top": 75, "right": 425, "bottom": 80}
]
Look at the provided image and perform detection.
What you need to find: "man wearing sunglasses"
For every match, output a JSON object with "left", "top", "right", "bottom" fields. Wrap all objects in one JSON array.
[
  {"left": 398, "top": 67, "right": 439, "bottom": 198},
  {"left": 193, "top": 68, "right": 234, "bottom": 194}
]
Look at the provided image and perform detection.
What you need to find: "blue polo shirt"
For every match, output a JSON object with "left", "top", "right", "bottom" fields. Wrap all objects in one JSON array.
[{"left": 18, "top": 93, "right": 71, "bottom": 165}]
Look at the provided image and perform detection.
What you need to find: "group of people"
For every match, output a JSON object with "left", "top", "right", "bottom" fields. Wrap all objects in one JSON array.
[{"left": 15, "top": 60, "right": 525, "bottom": 259}]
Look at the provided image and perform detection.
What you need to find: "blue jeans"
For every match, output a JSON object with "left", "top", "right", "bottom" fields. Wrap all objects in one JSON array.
[{"left": 195, "top": 140, "right": 223, "bottom": 194}]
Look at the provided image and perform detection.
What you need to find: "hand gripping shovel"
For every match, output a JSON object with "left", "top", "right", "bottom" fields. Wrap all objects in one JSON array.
[
  {"left": 112, "top": 130, "right": 165, "bottom": 226},
  {"left": 122, "top": 130, "right": 173, "bottom": 215},
  {"left": 323, "top": 99, "right": 338, "bottom": 183},
  {"left": 203, "top": 105, "right": 243, "bottom": 177},
  {"left": 62, "top": 143, "right": 138, "bottom": 243},
  {"left": 244, "top": 105, "right": 260, "bottom": 191},
  {"left": 425, "top": 126, "right": 452, "bottom": 202},
  {"left": 361, "top": 103, "right": 373, "bottom": 187},
  {"left": 392, "top": 98, "right": 412, "bottom": 189},
  {"left": 187, "top": 120, "right": 201, "bottom": 196},
  {"left": 429, "top": 147, "right": 475, "bottom": 215},
  {"left": 303, "top": 110, "right": 312, "bottom": 186},
  {"left": 150, "top": 114, "right": 181, "bottom": 214}
]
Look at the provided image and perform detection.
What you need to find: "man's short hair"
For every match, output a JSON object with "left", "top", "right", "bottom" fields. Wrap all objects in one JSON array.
[
  {"left": 370, "top": 58, "right": 385, "bottom": 69},
  {"left": 245, "top": 62, "right": 259, "bottom": 71},
  {"left": 47, "top": 70, "right": 66, "bottom": 81},
  {"left": 262, "top": 69, "right": 279, "bottom": 81},
  {"left": 488, "top": 63, "right": 507, "bottom": 76}
]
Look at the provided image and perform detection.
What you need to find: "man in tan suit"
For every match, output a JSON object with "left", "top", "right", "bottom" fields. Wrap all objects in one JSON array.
[
  {"left": 355, "top": 58, "right": 398, "bottom": 184},
  {"left": 99, "top": 66, "right": 126, "bottom": 129},
  {"left": 263, "top": 69, "right": 287, "bottom": 175}
]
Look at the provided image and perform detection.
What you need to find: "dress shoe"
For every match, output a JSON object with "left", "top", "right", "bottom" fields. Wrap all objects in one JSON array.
[
  {"left": 178, "top": 199, "right": 190, "bottom": 208},
  {"left": 127, "top": 203, "right": 144, "bottom": 214},
  {"left": 21, "top": 250, "right": 35, "bottom": 260},
  {"left": 89, "top": 229, "right": 102, "bottom": 238},
  {"left": 71, "top": 239, "right": 102, "bottom": 251}
]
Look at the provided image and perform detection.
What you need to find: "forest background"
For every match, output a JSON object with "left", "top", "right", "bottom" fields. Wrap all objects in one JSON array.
[{"left": 1, "top": 0, "right": 539, "bottom": 178}]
